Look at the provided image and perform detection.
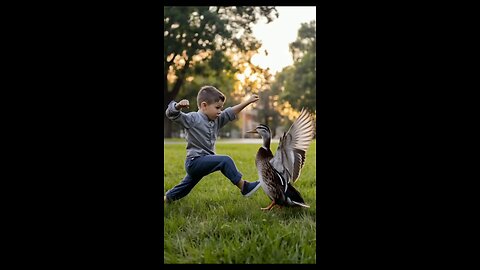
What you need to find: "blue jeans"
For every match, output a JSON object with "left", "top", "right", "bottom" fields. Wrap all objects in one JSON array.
[{"left": 165, "top": 155, "right": 243, "bottom": 202}]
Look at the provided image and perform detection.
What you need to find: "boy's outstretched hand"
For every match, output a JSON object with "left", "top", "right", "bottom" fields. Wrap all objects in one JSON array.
[
  {"left": 247, "top": 94, "right": 260, "bottom": 104},
  {"left": 175, "top": 99, "right": 190, "bottom": 110}
]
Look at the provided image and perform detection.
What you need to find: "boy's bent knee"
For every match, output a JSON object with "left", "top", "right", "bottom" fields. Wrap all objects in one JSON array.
[{"left": 221, "top": 155, "right": 234, "bottom": 164}]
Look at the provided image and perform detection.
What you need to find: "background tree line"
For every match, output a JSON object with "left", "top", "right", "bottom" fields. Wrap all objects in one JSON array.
[{"left": 164, "top": 6, "right": 316, "bottom": 138}]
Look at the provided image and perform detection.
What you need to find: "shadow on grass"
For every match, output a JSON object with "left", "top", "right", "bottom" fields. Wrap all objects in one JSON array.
[{"left": 265, "top": 205, "right": 316, "bottom": 220}]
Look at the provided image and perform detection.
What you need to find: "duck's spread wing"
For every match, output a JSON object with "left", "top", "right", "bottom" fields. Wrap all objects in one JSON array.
[{"left": 269, "top": 108, "right": 315, "bottom": 184}]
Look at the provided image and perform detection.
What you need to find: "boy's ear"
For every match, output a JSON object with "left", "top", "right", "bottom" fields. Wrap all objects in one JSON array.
[{"left": 200, "top": 101, "right": 207, "bottom": 108}]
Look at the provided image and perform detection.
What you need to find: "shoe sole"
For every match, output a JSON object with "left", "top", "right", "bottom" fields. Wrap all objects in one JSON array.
[{"left": 243, "top": 182, "right": 262, "bottom": 197}]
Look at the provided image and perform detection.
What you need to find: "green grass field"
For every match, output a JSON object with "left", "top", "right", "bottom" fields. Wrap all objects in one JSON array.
[{"left": 164, "top": 140, "right": 316, "bottom": 264}]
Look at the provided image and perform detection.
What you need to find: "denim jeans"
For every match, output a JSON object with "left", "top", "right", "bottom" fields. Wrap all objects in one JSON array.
[{"left": 165, "top": 155, "right": 243, "bottom": 202}]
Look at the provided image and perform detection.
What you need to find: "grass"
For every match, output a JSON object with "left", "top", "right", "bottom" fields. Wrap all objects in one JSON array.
[
  {"left": 164, "top": 140, "right": 316, "bottom": 264},
  {"left": 164, "top": 137, "right": 186, "bottom": 142}
]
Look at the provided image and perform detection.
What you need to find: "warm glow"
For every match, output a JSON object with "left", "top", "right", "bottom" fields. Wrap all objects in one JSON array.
[
  {"left": 279, "top": 101, "right": 301, "bottom": 121},
  {"left": 250, "top": 7, "right": 315, "bottom": 75},
  {"left": 235, "top": 73, "right": 246, "bottom": 84},
  {"left": 167, "top": 66, "right": 177, "bottom": 83},
  {"left": 243, "top": 66, "right": 252, "bottom": 77}
]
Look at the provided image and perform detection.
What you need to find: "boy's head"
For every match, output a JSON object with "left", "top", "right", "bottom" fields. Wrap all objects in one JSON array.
[
  {"left": 197, "top": 86, "right": 226, "bottom": 120},
  {"left": 197, "top": 86, "right": 225, "bottom": 108}
]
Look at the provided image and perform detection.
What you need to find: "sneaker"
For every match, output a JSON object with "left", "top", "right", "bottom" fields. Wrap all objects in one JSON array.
[{"left": 241, "top": 181, "right": 261, "bottom": 197}]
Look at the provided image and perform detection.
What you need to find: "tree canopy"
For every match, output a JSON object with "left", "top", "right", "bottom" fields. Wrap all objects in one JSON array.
[
  {"left": 164, "top": 6, "right": 278, "bottom": 137},
  {"left": 276, "top": 20, "right": 316, "bottom": 114},
  {"left": 164, "top": 6, "right": 278, "bottom": 103}
]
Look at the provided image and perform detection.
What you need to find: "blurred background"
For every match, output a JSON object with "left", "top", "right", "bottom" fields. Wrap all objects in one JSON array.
[{"left": 164, "top": 6, "right": 316, "bottom": 139}]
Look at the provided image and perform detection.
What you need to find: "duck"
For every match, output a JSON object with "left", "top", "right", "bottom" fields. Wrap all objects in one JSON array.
[{"left": 246, "top": 108, "right": 315, "bottom": 210}]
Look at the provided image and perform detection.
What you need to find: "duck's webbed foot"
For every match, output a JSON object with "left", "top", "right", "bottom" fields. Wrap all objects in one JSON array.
[{"left": 261, "top": 200, "right": 276, "bottom": 210}]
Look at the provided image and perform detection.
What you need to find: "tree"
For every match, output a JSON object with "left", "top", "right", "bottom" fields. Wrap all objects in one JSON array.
[
  {"left": 279, "top": 20, "right": 316, "bottom": 113},
  {"left": 253, "top": 67, "right": 283, "bottom": 138},
  {"left": 163, "top": 6, "right": 278, "bottom": 137},
  {"left": 289, "top": 21, "right": 316, "bottom": 63},
  {"left": 169, "top": 60, "right": 238, "bottom": 138}
]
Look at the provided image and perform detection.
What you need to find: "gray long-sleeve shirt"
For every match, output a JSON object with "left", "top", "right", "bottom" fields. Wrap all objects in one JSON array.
[{"left": 165, "top": 100, "right": 237, "bottom": 159}]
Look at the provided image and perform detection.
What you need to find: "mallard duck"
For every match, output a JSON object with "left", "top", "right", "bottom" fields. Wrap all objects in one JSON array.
[{"left": 246, "top": 108, "right": 315, "bottom": 210}]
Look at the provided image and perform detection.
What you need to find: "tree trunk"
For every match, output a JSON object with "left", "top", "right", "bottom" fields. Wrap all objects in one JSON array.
[
  {"left": 164, "top": 115, "right": 172, "bottom": 138},
  {"left": 163, "top": 96, "right": 174, "bottom": 138},
  {"left": 163, "top": 63, "right": 189, "bottom": 138}
]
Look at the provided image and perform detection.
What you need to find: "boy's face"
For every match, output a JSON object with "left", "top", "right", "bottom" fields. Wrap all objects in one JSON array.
[{"left": 201, "top": 100, "right": 224, "bottom": 121}]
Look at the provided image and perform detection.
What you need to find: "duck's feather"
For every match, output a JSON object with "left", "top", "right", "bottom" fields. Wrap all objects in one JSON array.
[
  {"left": 285, "top": 183, "right": 309, "bottom": 207},
  {"left": 273, "top": 167, "right": 288, "bottom": 194},
  {"left": 269, "top": 108, "right": 314, "bottom": 184}
]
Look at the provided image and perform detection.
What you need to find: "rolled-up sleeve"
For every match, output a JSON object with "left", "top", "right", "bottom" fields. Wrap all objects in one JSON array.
[
  {"left": 218, "top": 107, "right": 237, "bottom": 129},
  {"left": 165, "top": 101, "right": 197, "bottom": 129}
]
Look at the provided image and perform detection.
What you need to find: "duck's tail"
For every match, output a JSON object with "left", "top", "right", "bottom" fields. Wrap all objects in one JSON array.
[
  {"left": 291, "top": 200, "right": 310, "bottom": 208},
  {"left": 286, "top": 183, "right": 309, "bottom": 208}
]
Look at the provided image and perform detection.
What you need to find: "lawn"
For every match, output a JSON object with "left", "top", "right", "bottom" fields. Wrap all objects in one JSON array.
[{"left": 164, "top": 140, "right": 316, "bottom": 264}]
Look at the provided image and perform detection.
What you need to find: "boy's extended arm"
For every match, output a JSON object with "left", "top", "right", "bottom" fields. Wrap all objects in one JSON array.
[
  {"left": 231, "top": 94, "right": 259, "bottom": 115},
  {"left": 217, "top": 95, "right": 259, "bottom": 129}
]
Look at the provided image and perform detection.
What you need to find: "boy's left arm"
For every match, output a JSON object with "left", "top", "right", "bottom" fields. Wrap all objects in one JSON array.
[
  {"left": 231, "top": 94, "right": 259, "bottom": 115},
  {"left": 218, "top": 107, "right": 237, "bottom": 129},
  {"left": 218, "top": 94, "right": 259, "bottom": 129}
]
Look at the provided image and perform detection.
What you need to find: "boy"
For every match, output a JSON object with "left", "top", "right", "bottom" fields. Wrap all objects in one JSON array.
[{"left": 164, "top": 85, "right": 261, "bottom": 204}]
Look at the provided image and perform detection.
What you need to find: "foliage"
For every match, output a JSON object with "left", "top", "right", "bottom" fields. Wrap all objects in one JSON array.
[
  {"left": 255, "top": 76, "right": 283, "bottom": 138},
  {"left": 164, "top": 6, "right": 278, "bottom": 137},
  {"left": 164, "top": 140, "right": 316, "bottom": 263},
  {"left": 276, "top": 20, "right": 317, "bottom": 114},
  {"left": 289, "top": 21, "right": 316, "bottom": 63},
  {"left": 164, "top": 6, "right": 278, "bottom": 100},
  {"left": 169, "top": 62, "right": 239, "bottom": 137}
]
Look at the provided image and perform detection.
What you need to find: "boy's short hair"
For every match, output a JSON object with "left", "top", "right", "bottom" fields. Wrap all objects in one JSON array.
[{"left": 197, "top": 86, "right": 226, "bottom": 107}]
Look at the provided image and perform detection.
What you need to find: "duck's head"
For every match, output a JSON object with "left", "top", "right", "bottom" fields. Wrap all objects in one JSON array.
[{"left": 246, "top": 124, "right": 271, "bottom": 139}]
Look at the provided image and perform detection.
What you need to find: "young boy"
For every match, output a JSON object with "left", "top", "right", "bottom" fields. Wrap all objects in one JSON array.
[{"left": 164, "top": 85, "right": 261, "bottom": 204}]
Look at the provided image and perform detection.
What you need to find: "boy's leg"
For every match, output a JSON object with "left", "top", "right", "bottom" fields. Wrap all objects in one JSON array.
[
  {"left": 188, "top": 155, "right": 260, "bottom": 196},
  {"left": 165, "top": 174, "right": 201, "bottom": 202},
  {"left": 187, "top": 155, "right": 243, "bottom": 186},
  {"left": 166, "top": 155, "right": 259, "bottom": 202}
]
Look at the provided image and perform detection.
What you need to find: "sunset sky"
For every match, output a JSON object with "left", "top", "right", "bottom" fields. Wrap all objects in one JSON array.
[{"left": 250, "top": 6, "right": 316, "bottom": 75}]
